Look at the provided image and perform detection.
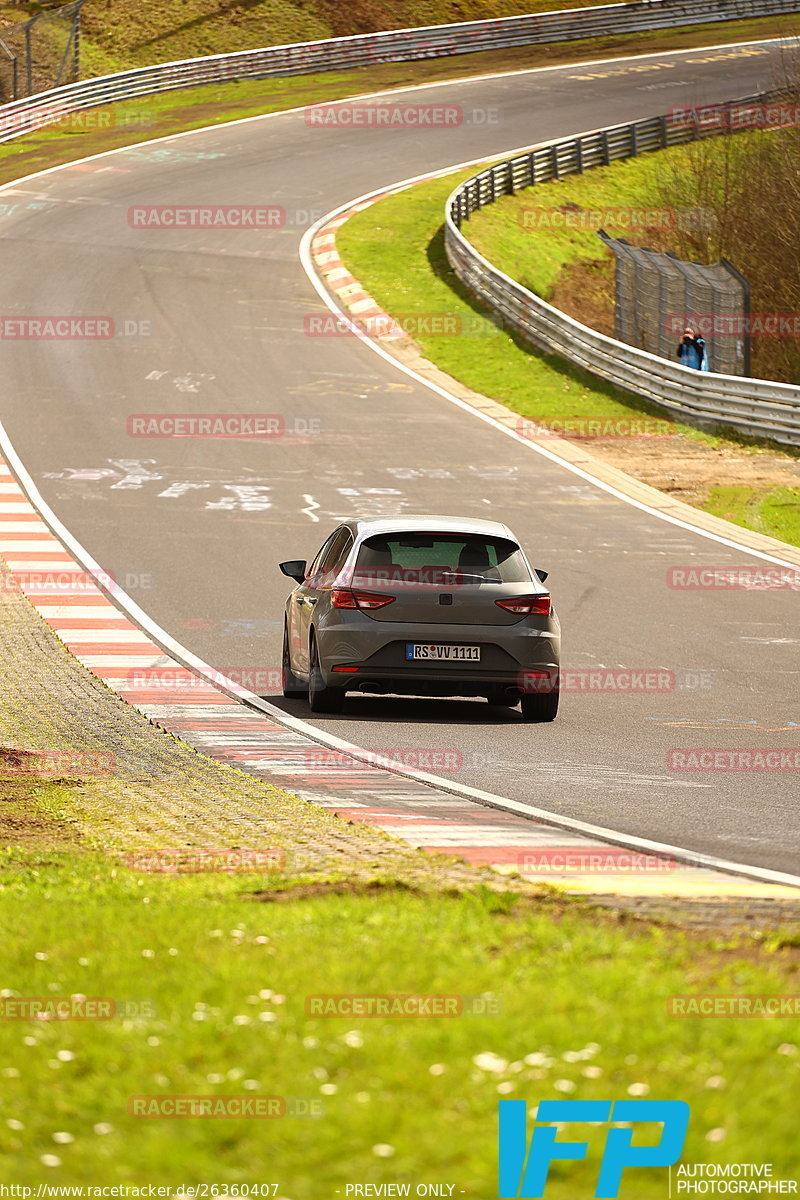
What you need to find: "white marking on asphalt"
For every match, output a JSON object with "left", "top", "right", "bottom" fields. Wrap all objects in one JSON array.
[
  {"left": 54, "top": 628, "right": 155, "bottom": 644},
  {"left": 741, "top": 637, "right": 800, "bottom": 645},
  {"left": 109, "top": 460, "right": 163, "bottom": 490},
  {"left": 158, "top": 482, "right": 211, "bottom": 499},
  {"left": 174, "top": 373, "right": 216, "bottom": 393},
  {"left": 298, "top": 136, "right": 800, "bottom": 574},
  {"left": 75, "top": 655, "right": 175, "bottom": 668},
  {"left": 301, "top": 494, "right": 320, "bottom": 522},
  {"left": 0, "top": 541, "right": 62, "bottom": 551},
  {"left": 43, "top": 467, "right": 117, "bottom": 482},
  {"left": 205, "top": 485, "right": 272, "bottom": 512},
  {"left": 0, "top": 42, "right": 797, "bottom": 891},
  {"left": 37, "top": 606, "right": 131, "bottom": 619}
]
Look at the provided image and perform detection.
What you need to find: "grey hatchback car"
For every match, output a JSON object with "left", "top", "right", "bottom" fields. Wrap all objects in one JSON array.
[{"left": 280, "top": 516, "right": 560, "bottom": 721}]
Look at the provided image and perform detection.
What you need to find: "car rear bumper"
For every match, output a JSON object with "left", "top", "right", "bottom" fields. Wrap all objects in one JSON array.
[{"left": 315, "top": 616, "right": 560, "bottom": 695}]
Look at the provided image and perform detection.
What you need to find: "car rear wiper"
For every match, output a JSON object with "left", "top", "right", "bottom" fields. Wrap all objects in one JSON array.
[{"left": 451, "top": 572, "right": 501, "bottom": 582}]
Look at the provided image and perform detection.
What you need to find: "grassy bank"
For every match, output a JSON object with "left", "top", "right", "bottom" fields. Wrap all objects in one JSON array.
[
  {"left": 705, "top": 486, "right": 800, "bottom": 546},
  {"left": 0, "top": 0, "right": 793, "bottom": 78},
  {"left": 334, "top": 156, "right": 800, "bottom": 546},
  {"left": 337, "top": 173, "right": 685, "bottom": 432},
  {"left": 0, "top": 14, "right": 795, "bottom": 188},
  {"left": 1, "top": 833, "right": 799, "bottom": 1188}
]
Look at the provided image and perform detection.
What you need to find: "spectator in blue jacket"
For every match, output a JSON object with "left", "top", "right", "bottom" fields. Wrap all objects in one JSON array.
[{"left": 677, "top": 327, "right": 709, "bottom": 371}]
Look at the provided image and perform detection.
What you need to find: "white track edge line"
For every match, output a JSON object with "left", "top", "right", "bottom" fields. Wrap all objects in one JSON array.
[
  {"left": 0, "top": 40, "right": 797, "bottom": 891},
  {"left": 298, "top": 176, "right": 800, "bottom": 572},
  {"left": 0, "top": 39, "right": 790, "bottom": 197},
  {"left": 1, "top": 417, "right": 798, "bottom": 892}
]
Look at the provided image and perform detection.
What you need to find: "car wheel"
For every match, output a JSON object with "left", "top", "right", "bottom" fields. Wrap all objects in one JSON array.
[
  {"left": 282, "top": 622, "right": 306, "bottom": 698},
  {"left": 308, "top": 634, "right": 345, "bottom": 714},
  {"left": 485, "top": 687, "right": 519, "bottom": 708},
  {"left": 520, "top": 675, "right": 559, "bottom": 723}
]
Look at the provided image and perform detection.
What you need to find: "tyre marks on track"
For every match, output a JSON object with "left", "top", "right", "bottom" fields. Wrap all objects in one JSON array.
[{"left": 0, "top": 456, "right": 794, "bottom": 898}]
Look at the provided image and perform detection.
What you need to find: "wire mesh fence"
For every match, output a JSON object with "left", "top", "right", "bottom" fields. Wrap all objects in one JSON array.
[
  {"left": 598, "top": 234, "right": 751, "bottom": 377},
  {"left": 0, "top": 0, "right": 85, "bottom": 102},
  {"left": 445, "top": 96, "right": 800, "bottom": 446}
]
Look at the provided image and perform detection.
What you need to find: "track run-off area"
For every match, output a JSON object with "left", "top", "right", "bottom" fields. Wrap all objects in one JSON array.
[{"left": 0, "top": 38, "right": 798, "bottom": 882}]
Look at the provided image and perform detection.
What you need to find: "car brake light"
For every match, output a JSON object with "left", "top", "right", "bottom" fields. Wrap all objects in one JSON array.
[
  {"left": 495, "top": 595, "right": 551, "bottom": 616},
  {"left": 332, "top": 588, "right": 396, "bottom": 610}
]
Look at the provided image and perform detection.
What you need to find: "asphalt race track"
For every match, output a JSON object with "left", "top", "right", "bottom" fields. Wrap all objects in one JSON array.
[{"left": 0, "top": 40, "right": 797, "bottom": 874}]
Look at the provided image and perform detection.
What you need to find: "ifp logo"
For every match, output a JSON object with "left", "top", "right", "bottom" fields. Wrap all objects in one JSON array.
[{"left": 498, "top": 1099, "right": 690, "bottom": 1197}]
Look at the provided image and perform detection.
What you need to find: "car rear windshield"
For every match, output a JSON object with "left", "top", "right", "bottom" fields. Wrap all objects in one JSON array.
[{"left": 352, "top": 533, "right": 530, "bottom": 585}]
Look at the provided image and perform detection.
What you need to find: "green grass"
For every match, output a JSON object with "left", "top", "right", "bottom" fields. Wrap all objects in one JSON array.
[
  {"left": 335, "top": 152, "right": 800, "bottom": 547},
  {"left": 705, "top": 486, "right": 800, "bottom": 545},
  {"left": 336, "top": 170, "right": 715, "bottom": 432},
  {"left": 463, "top": 148, "right": 692, "bottom": 301},
  {"left": 0, "top": 11, "right": 795, "bottom": 187},
  {"left": 0, "top": 0, "right": 792, "bottom": 78},
  {"left": 1, "top": 847, "right": 799, "bottom": 1187}
]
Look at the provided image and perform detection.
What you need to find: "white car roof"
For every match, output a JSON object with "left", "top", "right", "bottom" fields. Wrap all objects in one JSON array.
[{"left": 350, "top": 515, "right": 516, "bottom": 540}]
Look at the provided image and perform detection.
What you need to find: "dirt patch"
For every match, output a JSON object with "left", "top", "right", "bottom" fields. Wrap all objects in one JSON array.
[
  {"left": 586, "top": 433, "right": 800, "bottom": 506},
  {"left": 546, "top": 260, "right": 800, "bottom": 504},
  {"left": 591, "top": 894, "right": 800, "bottom": 937},
  {"left": 251, "top": 879, "right": 428, "bottom": 902},
  {"left": 0, "top": 777, "right": 84, "bottom": 850}
]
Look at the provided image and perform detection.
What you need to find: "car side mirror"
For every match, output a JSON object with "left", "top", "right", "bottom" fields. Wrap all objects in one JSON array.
[
  {"left": 535, "top": 568, "right": 549, "bottom": 583},
  {"left": 279, "top": 559, "right": 307, "bottom": 584}
]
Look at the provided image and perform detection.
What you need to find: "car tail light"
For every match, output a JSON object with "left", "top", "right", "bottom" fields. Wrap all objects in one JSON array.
[
  {"left": 495, "top": 595, "right": 551, "bottom": 616},
  {"left": 332, "top": 588, "right": 396, "bottom": 610}
]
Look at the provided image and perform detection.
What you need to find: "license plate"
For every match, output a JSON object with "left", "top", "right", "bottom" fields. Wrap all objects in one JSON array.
[{"left": 406, "top": 643, "right": 481, "bottom": 662}]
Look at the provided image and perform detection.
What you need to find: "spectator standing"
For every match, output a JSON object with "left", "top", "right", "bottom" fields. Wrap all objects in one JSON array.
[{"left": 677, "top": 326, "right": 709, "bottom": 371}]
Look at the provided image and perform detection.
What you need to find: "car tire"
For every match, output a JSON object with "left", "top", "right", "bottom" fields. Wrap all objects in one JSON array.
[
  {"left": 308, "top": 634, "right": 345, "bottom": 714},
  {"left": 282, "top": 622, "right": 306, "bottom": 698},
  {"left": 485, "top": 687, "right": 519, "bottom": 708},
  {"left": 520, "top": 675, "right": 559, "bottom": 723}
]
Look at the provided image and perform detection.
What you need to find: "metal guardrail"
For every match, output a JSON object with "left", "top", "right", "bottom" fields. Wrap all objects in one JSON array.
[
  {"left": 445, "top": 98, "right": 800, "bottom": 447},
  {"left": 0, "top": 0, "right": 798, "bottom": 143}
]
